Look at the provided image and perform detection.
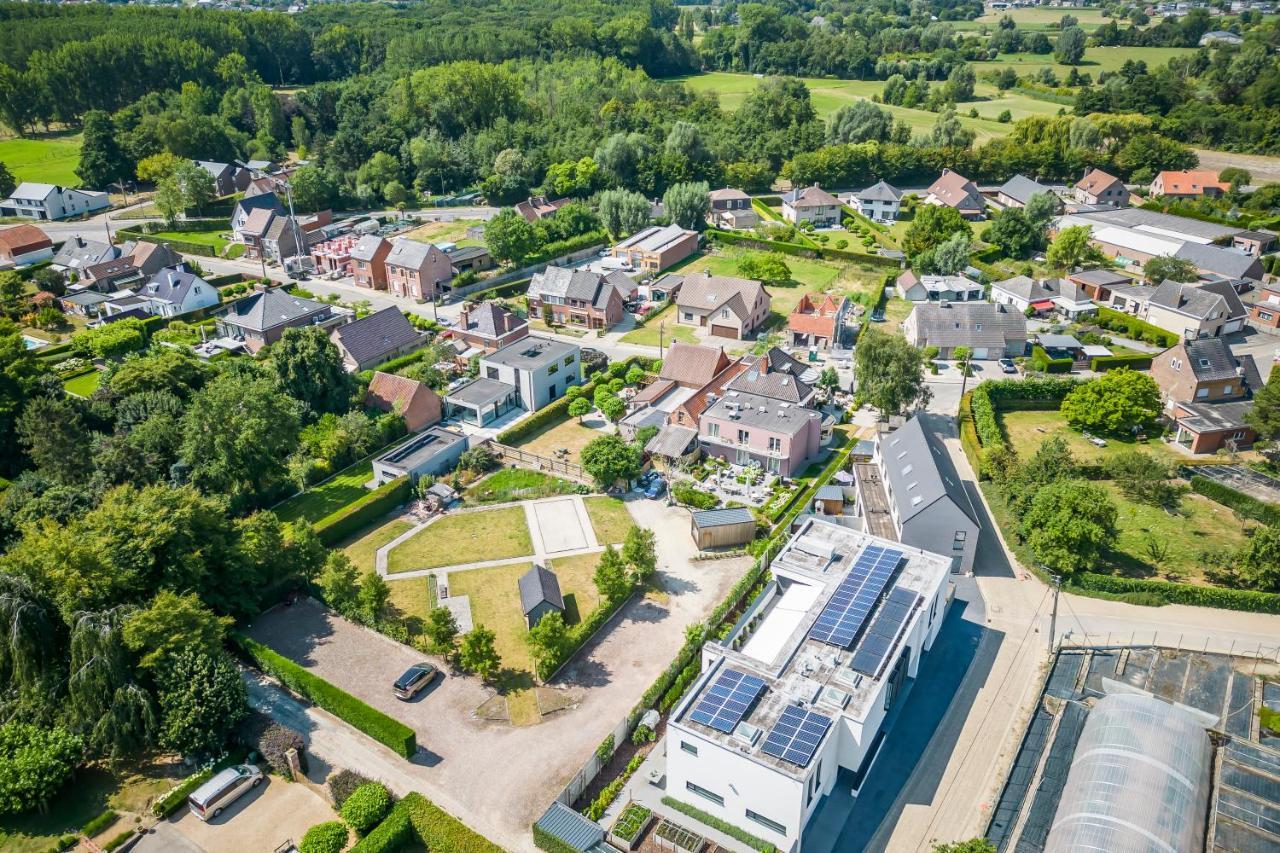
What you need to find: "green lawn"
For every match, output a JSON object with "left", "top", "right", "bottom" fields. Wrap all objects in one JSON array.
[
  {"left": 63, "top": 369, "right": 102, "bottom": 398},
  {"left": 547, "top": 551, "right": 604, "bottom": 624},
  {"left": 970, "top": 46, "right": 1199, "bottom": 78},
  {"left": 511, "top": 415, "right": 609, "bottom": 462},
  {"left": 620, "top": 301, "right": 699, "bottom": 347},
  {"left": 0, "top": 134, "right": 83, "bottom": 186},
  {"left": 464, "top": 469, "right": 582, "bottom": 504},
  {"left": 148, "top": 228, "right": 230, "bottom": 253},
  {"left": 276, "top": 462, "right": 374, "bottom": 524},
  {"left": 380, "top": 574, "right": 434, "bottom": 632},
  {"left": 959, "top": 6, "right": 1113, "bottom": 30},
  {"left": 583, "top": 496, "right": 634, "bottom": 545},
  {"left": 403, "top": 218, "right": 486, "bottom": 248},
  {"left": 387, "top": 506, "right": 532, "bottom": 573},
  {"left": 881, "top": 296, "right": 914, "bottom": 330},
  {"left": 341, "top": 517, "right": 414, "bottom": 574},
  {"left": 1000, "top": 409, "right": 1190, "bottom": 470}
]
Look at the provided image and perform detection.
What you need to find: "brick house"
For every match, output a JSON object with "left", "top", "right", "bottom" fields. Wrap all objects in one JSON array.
[
  {"left": 350, "top": 235, "right": 392, "bottom": 290},
  {"left": 1249, "top": 283, "right": 1280, "bottom": 332},
  {"left": 1149, "top": 170, "right": 1228, "bottom": 200},
  {"left": 384, "top": 239, "right": 454, "bottom": 301},
  {"left": 923, "top": 169, "right": 985, "bottom": 220},
  {"left": 329, "top": 306, "right": 425, "bottom": 371},
  {"left": 364, "top": 371, "right": 442, "bottom": 432},
  {"left": 673, "top": 271, "right": 771, "bottom": 339},
  {"left": 611, "top": 224, "right": 699, "bottom": 272},
  {"left": 1073, "top": 168, "right": 1129, "bottom": 208},
  {"left": 0, "top": 224, "right": 53, "bottom": 267},
  {"left": 450, "top": 301, "right": 529, "bottom": 354},
  {"left": 787, "top": 293, "right": 849, "bottom": 350},
  {"left": 1150, "top": 337, "right": 1262, "bottom": 453},
  {"left": 526, "top": 266, "right": 629, "bottom": 330}
]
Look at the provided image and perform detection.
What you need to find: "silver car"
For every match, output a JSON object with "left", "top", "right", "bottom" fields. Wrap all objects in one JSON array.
[{"left": 188, "top": 764, "right": 263, "bottom": 821}]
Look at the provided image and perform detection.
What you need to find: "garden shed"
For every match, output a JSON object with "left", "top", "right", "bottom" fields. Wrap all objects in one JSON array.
[
  {"left": 814, "top": 484, "right": 846, "bottom": 515},
  {"left": 690, "top": 507, "right": 756, "bottom": 549},
  {"left": 518, "top": 564, "right": 565, "bottom": 628}
]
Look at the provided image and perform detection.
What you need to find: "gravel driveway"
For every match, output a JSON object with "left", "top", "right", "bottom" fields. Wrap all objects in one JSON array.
[{"left": 245, "top": 496, "right": 748, "bottom": 851}]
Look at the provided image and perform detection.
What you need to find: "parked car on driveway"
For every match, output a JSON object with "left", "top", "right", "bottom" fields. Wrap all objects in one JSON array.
[
  {"left": 393, "top": 662, "right": 439, "bottom": 700},
  {"left": 188, "top": 764, "right": 263, "bottom": 821},
  {"left": 998, "top": 358, "right": 1018, "bottom": 374}
]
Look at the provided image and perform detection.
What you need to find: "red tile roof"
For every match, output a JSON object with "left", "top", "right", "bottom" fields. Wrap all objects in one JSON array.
[{"left": 0, "top": 224, "right": 52, "bottom": 257}]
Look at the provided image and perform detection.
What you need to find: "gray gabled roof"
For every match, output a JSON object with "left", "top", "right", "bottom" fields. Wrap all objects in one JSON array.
[
  {"left": 52, "top": 237, "right": 120, "bottom": 269},
  {"left": 856, "top": 180, "right": 902, "bottom": 203},
  {"left": 880, "top": 415, "right": 978, "bottom": 527},
  {"left": 1179, "top": 337, "right": 1261, "bottom": 389},
  {"left": 331, "top": 306, "right": 423, "bottom": 366},
  {"left": 385, "top": 239, "right": 439, "bottom": 270},
  {"left": 1173, "top": 242, "right": 1262, "bottom": 281},
  {"left": 221, "top": 288, "right": 329, "bottom": 332},
  {"left": 518, "top": 564, "right": 564, "bottom": 616},
  {"left": 997, "top": 174, "right": 1054, "bottom": 206},
  {"left": 349, "top": 234, "right": 389, "bottom": 262},
  {"left": 1149, "top": 278, "right": 1246, "bottom": 320},
  {"left": 727, "top": 357, "right": 812, "bottom": 403},
  {"left": 909, "top": 302, "right": 1027, "bottom": 348},
  {"left": 140, "top": 266, "right": 210, "bottom": 305},
  {"left": 528, "top": 266, "right": 626, "bottom": 310},
  {"left": 535, "top": 802, "right": 604, "bottom": 852}
]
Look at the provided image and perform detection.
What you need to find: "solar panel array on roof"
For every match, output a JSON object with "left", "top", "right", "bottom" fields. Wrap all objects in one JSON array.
[
  {"left": 761, "top": 704, "right": 832, "bottom": 768},
  {"left": 849, "top": 586, "right": 920, "bottom": 677},
  {"left": 808, "top": 545, "right": 903, "bottom": 647},
  {"left": 689, "top": 668, "right": 767, "bottom": 733}
]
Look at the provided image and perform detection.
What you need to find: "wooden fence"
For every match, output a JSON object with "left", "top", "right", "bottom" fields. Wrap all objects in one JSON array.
[{"left": 487, "top": 441, "right": 590, "bottom": 484}]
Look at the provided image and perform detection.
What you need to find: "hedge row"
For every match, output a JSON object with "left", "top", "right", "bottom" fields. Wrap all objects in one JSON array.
[
  {"left": 1093, "top": 306, "right": 1178, "bottom": 348},
  {"left": 659, "top": 797, "right": 777, "bottom": 852},
  {"left": 522, "top": 230, "right": 607, "bottom": 268},
  {"left": 1070, "top": 572, "right": 1280, "bottom": 613},
  {"left": 1029, "top": 345, "right": 1073, "bottom": 374},
  {"left": 456, "top": 276, "right": 533, "bottom": 304},
  {"left": 233, "top": 634, "right": 418, "bottom": 758},
  {"left": 1090, "top": 353, "right": 1153, "bottom": 372},
  {"left": 313, "top": 476, "right": 412, "bottom": 546},
  {"left": 152, "top": 753, "right": 242, "bottom": 817},
  {"left": 1189, "top": 475, "right": 1280, "bottom": 525},
  {"left": 967, "top": 377, "right": 1082, "bottom": 461},
  {"left": 495, "top": 355, "right": 646, "bottom": 445},
  {"left": 351, "top": 792, "right": 503, "bottom": 853},
  {"left": 705, "top": 228, "right": 900, "bottom": 269}
]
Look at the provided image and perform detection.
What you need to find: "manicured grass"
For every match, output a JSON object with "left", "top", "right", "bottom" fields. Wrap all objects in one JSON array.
[
  {"left": 546, "top": 551, "right": 604, "bottom": 625},
  {"left": 404, "top": 218, "right": 486, "bottom": 248},
  {"left": 619, "top": 301, "right": 699, "bottom": 347},
  {"left": 1000, "top": 409, "right": 1190, "bottom": 470},
  {"left": 276, "top": 462, "right": 374, "bottom": 524},
  {"left": 583, "top": 496, "right": 634, "bottom": 545},
  {"left": 148, "top": 228, "right": 229, "bottom": 252},
  {"left": 341, "top": 518, "right": 414, "bottom": 574},
  {"left": 1099, "top": 482, "right": 1253, "bottom": 582},
  {"left": 511, "top": 414, "right": 610, "bottom": 461},
  {"left": 464, "top": 468, "right": 581, "bottom": 504},
  {"left": 0, "top": 134, "right": 82, "bottom": 186},
  {"left": 881, "top": 296, "right": 914, "bottom": 330},
  {"left": 379, "top": 574, "right": 434, "bottom": 630},
  {"left": 386, "top": 506, "right": 532, "bottom": 573},
  {"left": 63, "top": 369, "right": 102, "bottom": 398}
]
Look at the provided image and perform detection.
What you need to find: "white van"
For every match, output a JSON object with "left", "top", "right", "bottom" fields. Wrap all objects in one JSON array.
[{"left": 188, "top": 764, "right": 263, "bottom": 821}]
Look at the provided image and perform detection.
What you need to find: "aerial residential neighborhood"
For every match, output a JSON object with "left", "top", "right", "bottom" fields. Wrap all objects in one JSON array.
[{"left": 2, "top": 2, "right": 1280, "bottom": 853}]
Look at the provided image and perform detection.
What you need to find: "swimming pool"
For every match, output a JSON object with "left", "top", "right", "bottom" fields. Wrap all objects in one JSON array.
[{"left": 21, "top": 334, "right": 47, "bottom": 350}]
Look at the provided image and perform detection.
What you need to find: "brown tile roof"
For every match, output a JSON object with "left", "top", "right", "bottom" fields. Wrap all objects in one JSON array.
[
  {"left": 674, "top": 273, "right": 769, "bottom": 321},
  {"left": 787, "top": 293, "right": 846, "bottom": 339},
  {"left": 659, "top": 342, "right": 732, "bottom": 387},
  {"left": 708, "top": 188, "right": 751, "bottom": 202},
  {"left": 0, "top": 224, "right": 52, "bottom": 256},
  {"left": 1155, "top": 170, "right": 1228, "bottom": 196},
  {"left": 1075, "top": 168, "right": 1123, "bottom": 195},
  {"left": 677, "top": 360, "right": 752, "bottom": 422},
  {"left": 926, "top": 169, "right": 983, "bottom": 211},
  {"left": 365, "top": 371, "right": 442, "bottom": 432}
]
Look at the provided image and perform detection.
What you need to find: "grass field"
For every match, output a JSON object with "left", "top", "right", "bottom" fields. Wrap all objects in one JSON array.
[
  {"left": 148, "top": 228, "right": 230, "bottom": 253},
  {"left": 276, "top": 462, "right": 374, "bottom": 524},
  {"left": 63, "top": 369, "right": 102, "bottom": 398},
  {"left": 464, "top": 469, "right": 581, "bottom": 504},
  {"left": 583, "top": 496, "right": 634, "bottom": 545},
  {"left": 1001, "top": 409, "right": 1193, "bottom": 470},
  {"left": 620, "top": 301, "right": 699, "bottom": 347},
  {"left": 446, "top": 559, "right": 539, "bottom": 721},
  {"left": 387, "top": 506, "right": 532, "bottom": 573},
  {"left": 546, "top": 551, "right": 604, "bottom": 623},
  {"left": 341, "top": 517, "right": 414, "bottom": 574},
  {"left": 959, "top": 6, "right": 1113, "bottom": 30},
  {"left": 511, "top": 415, "right": 610, "bottom": 461},
  {"left": 404, "top": 218, "right": 485, "bottom": 247},
  {"left": 970, "top": 46, "right": 1198, "bottom": 78},
  {"left": 0, "top": 134, "right": 82, "bottom": 186}
]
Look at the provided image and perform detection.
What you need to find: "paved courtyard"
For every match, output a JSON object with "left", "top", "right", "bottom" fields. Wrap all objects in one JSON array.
[
  {"left": 529, "top": 497, "right": 595, "bottom": 555},
  {"left": 246, "top": 497, "right": 751, "bottom": 851}
]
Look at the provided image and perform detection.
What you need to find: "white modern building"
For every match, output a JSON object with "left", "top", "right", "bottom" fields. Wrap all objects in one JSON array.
[
  {"left": 0, "top": 183, "right": 110, "bottom": 221},
  {"left": 665, "top": 519, "right": 951, "bottom": 852}
]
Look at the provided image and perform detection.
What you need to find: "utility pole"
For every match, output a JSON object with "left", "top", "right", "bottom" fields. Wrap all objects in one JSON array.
[
  {"left": 283, "top": 179, "right": 306, "bottom": 278},
  {"left": 1047, "top": 572, "right": 1062, "bottom": 657},
  {"left": 659, "top": 321, "right": 665, "bottom": 358}
]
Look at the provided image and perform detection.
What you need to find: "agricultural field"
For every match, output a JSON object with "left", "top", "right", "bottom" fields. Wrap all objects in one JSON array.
[
  {"left": 970, "top": 46, "right": 1199, "bottom": 79},
  {"left": 0, "top": 134, "right": 83, "bottom": 186},
  {"left": 958, "top": 5, "right": 1114, "bottom": 31},
  {"left": 404, "top": 217, "right": 486, "bottom": 247}
]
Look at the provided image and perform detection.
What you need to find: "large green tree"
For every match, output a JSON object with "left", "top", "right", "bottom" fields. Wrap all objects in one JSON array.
[
  {"left": 662, "top": 180, "right": 709, "bottom": 230},
  {"left": 526, "top": 610, "right": 570, "bottom": 681},
  {"left": 16, "top": 396, "right": 92, "bottom": 486},
  {"left": 580, "top": 434, "right": 642, "bottom": 488},
  {"left": 597, "top": 188, "right": 652, "bottom": 238},
  {"left": 854, "top": 327, "right": 930, "bottom": 417},
  {"left": 1046, "top": 225, "right": 1106, "bottom": 269},
  {"left": 270, "top": 326, "right": 352, "bottom": 417},
  {"left": 458, "top": 625, "right": 501, "bottom": 681},
  {"left": 155, "top": 648, "right": 248, "bottom": 758},
  {"left": 986, "top": 208, "right": 1040, "bottom": 259},
  {"left": 1060, "top": 370, "right": 1160, "bottom": 435},
  {"left": 0, "top": 722, "right": 82, "bottom": 816},
  {"left": 483, "top": 209, "right": 540, "bottom": 265},
  {"left": 66, "top": 610, "right": 155, "bottom": 760},
  {"left": 1247, "top": 370, "right": 1280, "bottom": 442},
  {"left": 0, "top": 319, "right": 43, "bottom": 477},
  {"left": 903, "top": 205, "right": 972, "bottom": 260},
  {"left": 1021, "top": 480, "right": 1117, "bottom": 574},
  {"left": 1143, "top": 256, "right": 1198, "bottom": 284},
  {"left": 76, "top": 110, "right": 132, "bottom": 189},
  {"left": 123, "top": 590, "right": 232, "bottom": 671}
]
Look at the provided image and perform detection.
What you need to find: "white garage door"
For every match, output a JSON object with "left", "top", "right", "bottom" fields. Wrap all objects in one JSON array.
[{"left": 972, "top": 347, "right": 989, "bottom": 360}]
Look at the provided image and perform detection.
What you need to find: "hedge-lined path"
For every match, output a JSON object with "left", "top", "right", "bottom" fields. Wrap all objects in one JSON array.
[{"left": 244, "top": 501, "right": 750, "bottom": 852}]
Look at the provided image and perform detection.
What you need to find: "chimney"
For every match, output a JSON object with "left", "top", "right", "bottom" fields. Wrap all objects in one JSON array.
[
  {"left": 75, "top": 236, "right": 84, "bottom": 248},
  {"left": 460, "top": 304, "right": 471, "bottom": 329},
  {"left": 758, "top": 355, "right": 768, "bottom": 374}
]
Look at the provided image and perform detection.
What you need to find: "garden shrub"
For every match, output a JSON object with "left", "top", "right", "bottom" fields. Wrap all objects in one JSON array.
[
  {"left": 102, "top": 830, "right": 135, "bottom": 852},
  {"left": 1089, "top": 353, "right": 1153, "bottom": 372},
  {"left": 660, "top": 797, "right": 777, "bottom": 852},
  {"left": 312, "top": 476, "right": 412, "bottom": 546},
  {"left": 1094, "top": 306, "right": 1178, "bottom": 348},
  {"left": 233, "top": 635, "right": 417, "bottom": 757},
  {"left": 300, "top": 821, "right": 349, "bottom": 853},
  {"left": 254, "top": 721, "right": 305, "bottom": 778},
  {"left": 81, "top": 810, "right": 117, "bottom": 837},
  {"left": 1029, "top": 345, "right": 1072, "bottom": 374},
  {"left": 672, "top": 480, "right": 719, "bottom": 509},
  {"left": 341, "top": 782, "right": 392, "bottom": 836},
  {"left": 1070, "top": 573, "right": 1280, "bottom": 613},
  {"left": 1189, "top": 476, "right": 1280, "bottom": 525},
  {"left": 328, "top": 768, "right": 374, "bottom": 808},
  {"left": 351, "top": 791, "right": 503, "bottom": 853}
]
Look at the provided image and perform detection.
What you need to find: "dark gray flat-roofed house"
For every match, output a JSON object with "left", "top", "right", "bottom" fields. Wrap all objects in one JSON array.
[
  {"left": 444, "top": 376, "right": 520, "bottom": 426},
  {"left": 690, "top": 507, "right": 757, "bottom": 549},
  {"left": 479, "top": 335, "right": 581, "bottom": 411},
  {"left": 329, "top": 306, "right": 425, "bottom": 371},
  {"left": 519, "top": 565, "right": 565, "bottom": 628},
  {"left": 371, "top": 426, "right": 469, "bottom": 485},
  {"left": 865, "top": 414, "right": 980, "bottom": 574}
]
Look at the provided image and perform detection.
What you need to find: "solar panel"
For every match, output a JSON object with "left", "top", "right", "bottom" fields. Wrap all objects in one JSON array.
[
  {"left": 808, "top": 544, "right": 903, "bottom": 648},
  {"left": 850, "top": 587, "right": 921, "bottom": 677},
  {"left": 761, "top": 704, "right": 832, "bottom": 768},
  {"left": 688, "top": 668, "right": 767, "bottom": 733}
]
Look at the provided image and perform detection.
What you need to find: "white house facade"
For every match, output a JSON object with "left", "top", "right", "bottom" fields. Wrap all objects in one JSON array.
[{"left": 1, "top": 183, "right": 110, "bottom": 221}]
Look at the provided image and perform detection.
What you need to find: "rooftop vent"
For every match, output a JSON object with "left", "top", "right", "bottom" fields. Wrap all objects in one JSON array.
[
  {"left": 820, "top": 686, "right": 851, "bottom": 710},
  {"left": 733, "top": 721, "right": 763, "bottom": 747}
]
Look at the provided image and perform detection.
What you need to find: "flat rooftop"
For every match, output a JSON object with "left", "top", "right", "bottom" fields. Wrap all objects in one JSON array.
[
  {"left": 376, "top": 427, "right": 468, "bottom": 470},
  {"left": 674, "top": 519, "right": 950, "bottom": 779},
  {"left": 483, "top": 335, "right": 578, "bottom": 371},
  {"left": 445, "top": 377, "right": 517, "bottom": 408}
]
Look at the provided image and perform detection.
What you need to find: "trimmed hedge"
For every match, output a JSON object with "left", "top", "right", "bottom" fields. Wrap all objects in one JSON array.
[
  {"left": 523, "top": 230, "right": 607, "bottom": 267},
  {"left": 312, "top": 476, "right": 412, "bottom": 546},
  {"left": 534, "top": 824, "right": 581, "bottom": 853},
  {"left": 1189, "top": 475, "right": 1280, "bottom": 525},
  {"left": 300, "top": 822, "right": 349, "bottom": 853},
  {"left": 660, "top": 797, "right": 777, "bottom": 852},
  {"left": 81, "top": 810, "right": 117, "bottom": 837},
  {"left": 1070, "top": 573, "right": 1280, "bottom": 613},
  {"left": 233, "top": 634, "right": 417, "bottom": 758},
  {"left": 351, "top": 792, "right": 503, "bottom": 853},
  {"left": 1094, "top": 306, "right": 1178, "bottom": 348},
  {"left": 1090, "top": 353, "right": 1153, "bottom": 372},
  {"left": 341, "top": 782, "right": 392, "bottom": 835},
  {"left": 1029, "top": 345, "right": 1072, "bottom": 374},
  {"left": 115, "top": 230, "right": 218, "bottom": 258},
  {"left": 496, "top": 355, "right": 646, "bottom": 445}
]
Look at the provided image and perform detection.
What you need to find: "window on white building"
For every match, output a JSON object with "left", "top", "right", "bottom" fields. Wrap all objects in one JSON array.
[
  {"left": 680, "top": 741, "right": 698, "bottom": 756},
  {"left": 707, "top": 422, "right": 719, "bottom": 438},
  {"left": 746, "top": 810, "right": 787, "bottom": 835},
  {"left": 686, "top": 781, "right": 723, "bottom": 806}
]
